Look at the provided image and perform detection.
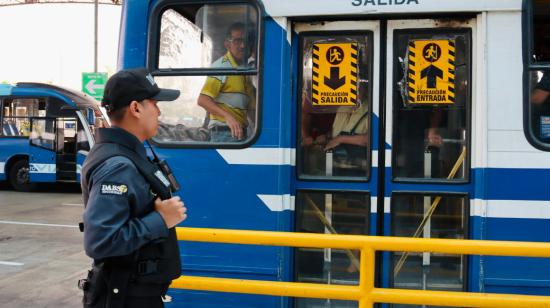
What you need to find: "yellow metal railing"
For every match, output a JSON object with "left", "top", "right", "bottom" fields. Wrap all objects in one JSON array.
[{"left": 171, "top": 227, "right": 550, "bottom": 307}]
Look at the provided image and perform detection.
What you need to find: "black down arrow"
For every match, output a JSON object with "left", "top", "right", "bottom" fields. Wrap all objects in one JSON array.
[{"left": 324, "top": 67, "right": 346, "bottom": 90}]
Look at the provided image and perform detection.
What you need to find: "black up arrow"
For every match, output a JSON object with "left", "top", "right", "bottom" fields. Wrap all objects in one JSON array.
[
  {"left": 420, "top": 65, "right": 443, "bottom": 88},
  {"left": 324, "top": 67, "right": 346, "bottom": 90}
]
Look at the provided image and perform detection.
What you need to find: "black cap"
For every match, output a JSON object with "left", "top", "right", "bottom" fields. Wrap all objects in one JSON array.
[{"left": 101, "top": 68, "right": 180, "bottom": 112}]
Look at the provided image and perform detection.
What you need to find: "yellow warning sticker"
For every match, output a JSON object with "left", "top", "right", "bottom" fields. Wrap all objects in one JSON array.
[
  {"left": 311, "top": 42, "right": 358, "bottom": 106},
  {"left": 407, "top": 39, "right": 455, "bottom": 105}
]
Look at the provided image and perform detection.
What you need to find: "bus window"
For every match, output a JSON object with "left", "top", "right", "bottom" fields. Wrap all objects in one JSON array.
[
  {"left": 298, "top": 33, "right": 372, "bottom": 179},
  {"left": 2, "top": 98, "right": 45, "bottom": 137},
  {"left": 529, "top": 70, "right": 550, "bottom": 141},
  {"left": 531, "top": 1, "right": 550, "bottom": 65},
  {"left": 295, "top": 191, "right": 369, "bottom": 307},
  {"left": 526, "top": 0, "right": 550, "bottom": 148},
  {"left": 393, "top": 30, "right": 470, "bottom": 181},
  {"left": 391, "top": 194, "right": 467, "bottom": 296},
  {"left": 151, "top": 3, "right": 259, "bottom": 145}
]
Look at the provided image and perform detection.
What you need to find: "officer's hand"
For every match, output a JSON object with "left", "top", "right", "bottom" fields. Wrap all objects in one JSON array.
[{"left": 154, "top": 197, "right": 187, "bottom": 228}]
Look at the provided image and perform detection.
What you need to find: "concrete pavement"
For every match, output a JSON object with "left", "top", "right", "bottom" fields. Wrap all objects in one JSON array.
[{"left": 0, "top": 183, "right": 89, "bottom": 308}]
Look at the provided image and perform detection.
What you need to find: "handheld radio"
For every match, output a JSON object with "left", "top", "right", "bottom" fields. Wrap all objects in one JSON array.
[{"left": 145, "top": 141, "right": 181, "bottom": 192}]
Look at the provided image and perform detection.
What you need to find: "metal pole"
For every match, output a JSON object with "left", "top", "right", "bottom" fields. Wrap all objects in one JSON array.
[
  {"left": 94, "top": 0, "right": 98, "bottom": 72},
  {"left": 359, "top": 248, "right": 375, "bottom": 308},
  {"left": 324, "top": 193, "right": 333, "bottom": 307},
  {"left": 422, "top": 150, "right": 432, "bottom": 308}
]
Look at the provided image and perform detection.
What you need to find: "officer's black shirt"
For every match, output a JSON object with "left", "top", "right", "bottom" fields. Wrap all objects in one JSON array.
[{"left": 82, "top": 127, "right": 168, "bottom": 260}]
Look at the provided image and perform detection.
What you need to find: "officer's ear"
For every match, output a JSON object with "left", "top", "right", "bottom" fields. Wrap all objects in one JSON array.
[{"left": 128, "top": 100, "right": 141, "bottom": 118}]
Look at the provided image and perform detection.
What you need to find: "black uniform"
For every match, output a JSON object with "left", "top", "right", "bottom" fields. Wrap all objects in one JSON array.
[{"left": 81, "top": 127, "right": 181, "bottom": 308}]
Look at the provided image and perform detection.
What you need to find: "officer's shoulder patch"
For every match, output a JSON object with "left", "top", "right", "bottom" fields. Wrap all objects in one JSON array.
[{"left": 100, "top": 182, "right": 128, "bottom": 196}]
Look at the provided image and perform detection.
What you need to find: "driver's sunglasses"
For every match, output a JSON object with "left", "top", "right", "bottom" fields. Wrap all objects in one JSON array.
[{"left": 228, "top": 38, "right": 247, "bottom": 46}]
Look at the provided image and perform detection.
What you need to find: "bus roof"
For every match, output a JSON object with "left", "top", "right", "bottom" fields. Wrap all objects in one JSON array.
[{"left": 12, "top": 82, "right": 101, "bottom": 110}]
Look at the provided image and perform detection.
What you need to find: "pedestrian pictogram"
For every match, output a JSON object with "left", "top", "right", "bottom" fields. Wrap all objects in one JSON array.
[
  {"left": 423, "top": 43, "right": 441, "bottom": 62},
  {"left": 311, "top": 42, "right": 358, "bottom": 106},
  {"left": 407, "top": 39, "right": 455, "bottom": 105},
  {"left": 327, "top": 46, "right": 344, "bottom": 65}
]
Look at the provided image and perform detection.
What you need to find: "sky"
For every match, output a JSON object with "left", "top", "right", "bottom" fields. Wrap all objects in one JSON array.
[{"left": 0, "top": 3, "right": 121, "bottom": 91}]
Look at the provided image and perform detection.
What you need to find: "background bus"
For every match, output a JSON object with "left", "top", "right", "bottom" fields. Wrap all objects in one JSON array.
[
  {"left": 0, "top": 83, "right": 107, "bottom": 191},
  {"left": 119, "top": 0, "right": 550, "bottom": 307}
]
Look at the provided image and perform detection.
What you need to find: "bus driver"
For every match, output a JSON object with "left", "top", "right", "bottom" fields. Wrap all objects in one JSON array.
[{"left": 197, "top": 22, "right": 256, "bottom": 142}]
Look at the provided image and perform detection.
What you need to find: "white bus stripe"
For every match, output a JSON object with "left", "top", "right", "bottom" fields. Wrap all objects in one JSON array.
[
  {"left": 218, "top": 148, "right": 295, "bottom": 166},
  {"left": 258, "top": 195, "right": 550, "bottom": 220},
  {"left": 258, "top": 194, "right": 295, "bottom": 211},
  {"left": 483, "top": 200, "right": 550, "bottom": 219},
  {"left": 29, "top": 163, "right": 56, "bottom": 174}
]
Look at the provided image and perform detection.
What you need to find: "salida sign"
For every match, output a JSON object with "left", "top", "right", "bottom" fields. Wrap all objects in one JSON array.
[
  {"left": 351, "top": 0, "right": 419, "bottom": 6},
  {"left": 311, "top": 42, "right": 358, "bottom": 107},
  {"left": 407, "top": 39, "right": 456, "bottom": 105}
]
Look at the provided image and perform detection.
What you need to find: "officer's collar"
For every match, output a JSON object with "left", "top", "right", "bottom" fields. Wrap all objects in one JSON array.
[{"left": 95, "top": 127, "right": 147, "bottom": 159}]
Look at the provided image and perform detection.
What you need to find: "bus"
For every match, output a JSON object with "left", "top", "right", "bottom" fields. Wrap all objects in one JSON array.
[
  {"left": 0, "top": 83, "right": 107, "bottom": 191},
  {"left": 119, "top": 0, "right": 550, "bottom": 307}
]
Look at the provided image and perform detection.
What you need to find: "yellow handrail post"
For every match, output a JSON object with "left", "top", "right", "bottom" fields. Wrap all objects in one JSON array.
[{"left": 359, "top": 247, "right": 375, "bottom": 308}]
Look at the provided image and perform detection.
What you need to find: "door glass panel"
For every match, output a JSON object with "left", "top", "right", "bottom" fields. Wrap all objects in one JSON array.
[
  {"left": 30, "top": 118, "right": 55, "bottom": 150},
  {"left": 393, "top": 30, "right": 470, "bottom": 181},
  {"left": 57, "top": 118, "right": 77, "bottom": 154},
  {"left": 77, "top": 119, "right": 91, "bottom": 152},
  {"left": 298, "top": 33, "right": 372, "bottom": 179},
  {"left": 391, "top": 193, "right": 467, "bottom": 304},
  {"left": 295, "top": 191, "right": 369, "bottom": 307}
]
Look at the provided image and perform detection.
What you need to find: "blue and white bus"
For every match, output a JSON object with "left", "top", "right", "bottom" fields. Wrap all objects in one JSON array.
[
  {"left": 119, "top": 0, "right": 550, "bottom": 307},
  {"left": 0, "top": 83, "right": 107, "bottom": 191}
]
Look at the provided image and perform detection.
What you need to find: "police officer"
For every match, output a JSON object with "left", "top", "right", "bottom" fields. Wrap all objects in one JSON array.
[{"left": 80, "top": 68, "right": 187, "bottom": 308}]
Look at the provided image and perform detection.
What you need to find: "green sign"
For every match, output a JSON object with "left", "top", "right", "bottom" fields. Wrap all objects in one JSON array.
[{"left": 82, "top": 72, "right": 108, "bottom": 101}]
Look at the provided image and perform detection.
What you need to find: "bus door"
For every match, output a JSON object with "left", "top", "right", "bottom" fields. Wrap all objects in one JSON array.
[
  {"left": 29, "top": 117, "right": 57, "bottom": 182},
  {"left": 75, "top": 109, "right": 94, "bottom": 182},
  {"left": 386, "top": 19, "right": 473, "bottom": 301},
  {"left": 56, "top": 117, "right": 78, "bottom": 181},
  {"left": 293, "top": 17, "right": 474, "bottom": 306},
  {"left": 293, "top": 21, "right": 379, "bottom": 307}
]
